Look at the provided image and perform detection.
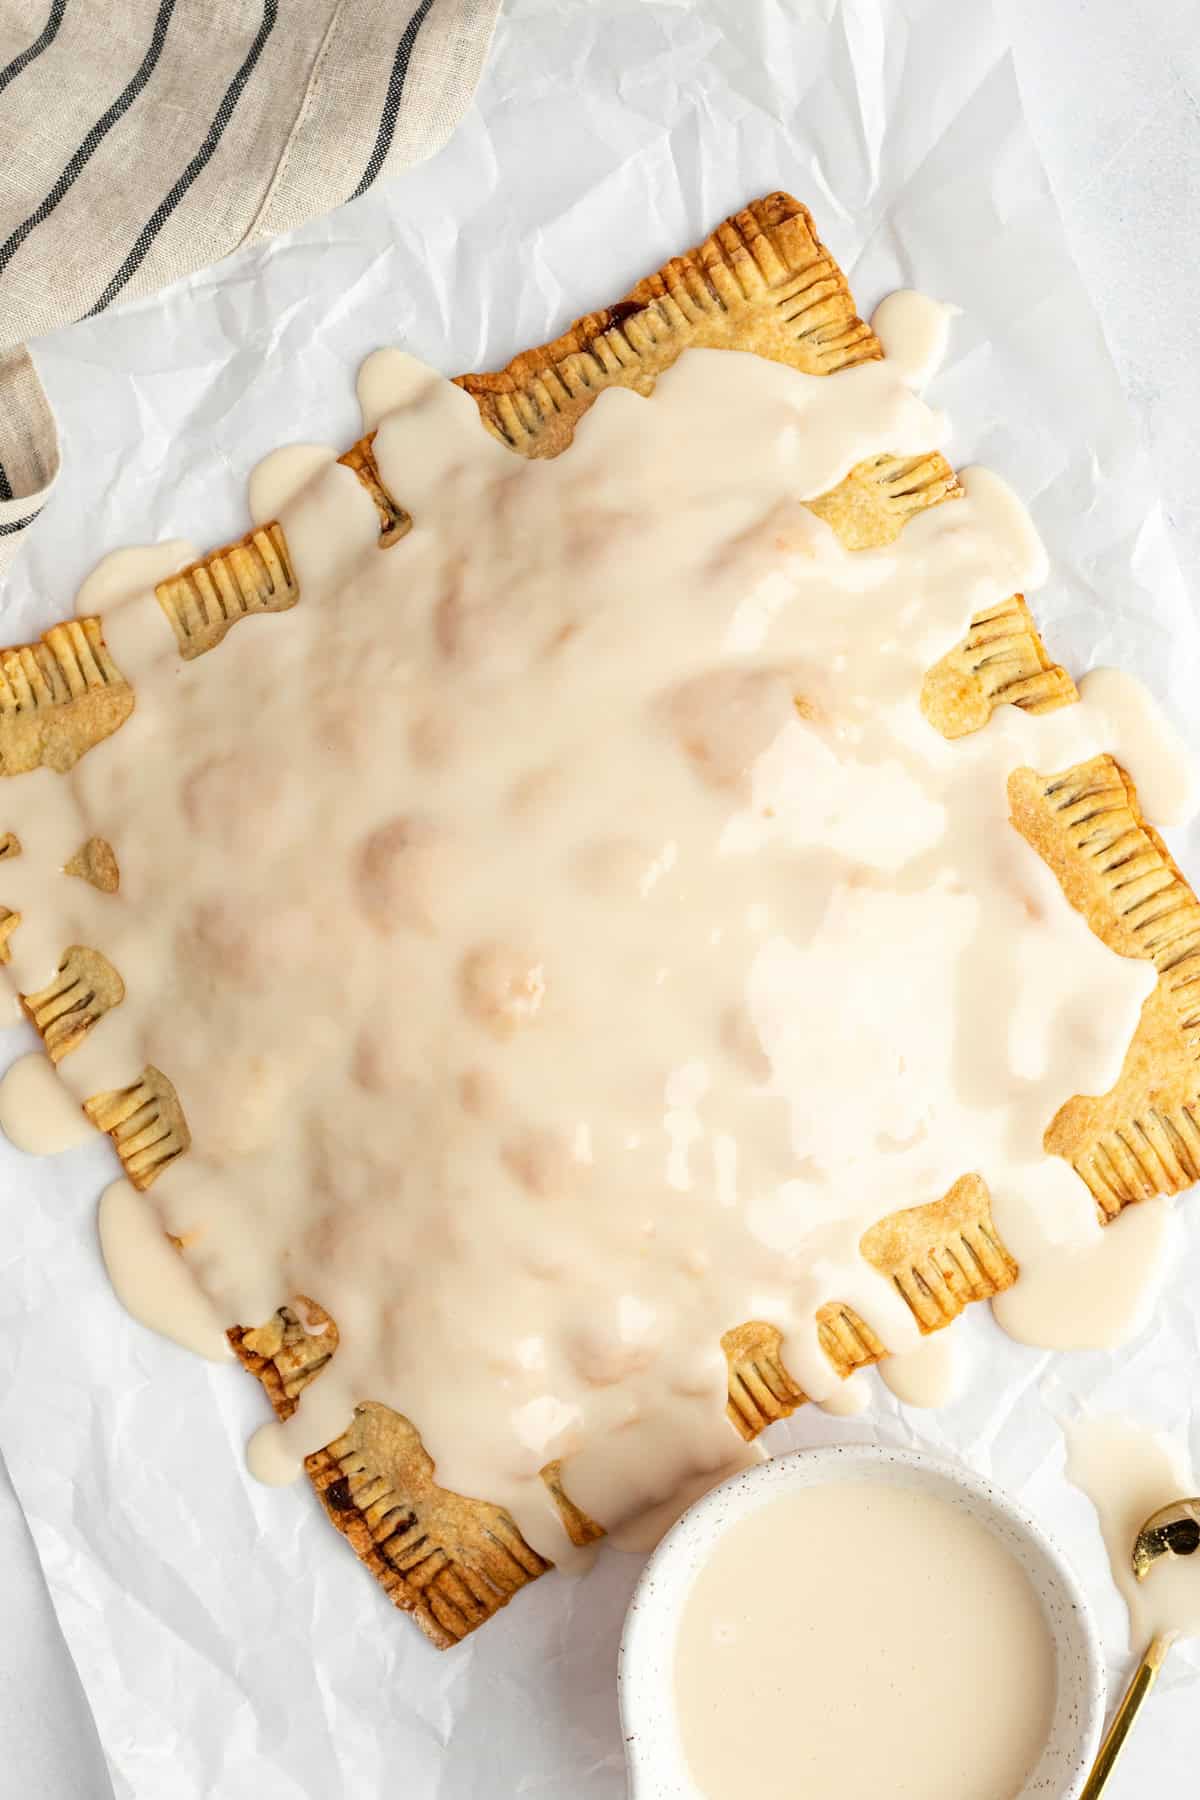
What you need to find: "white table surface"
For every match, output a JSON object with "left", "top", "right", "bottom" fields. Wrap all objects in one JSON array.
[{"left": 3, "top": 2, "right": 1200, "bottom": 1795}]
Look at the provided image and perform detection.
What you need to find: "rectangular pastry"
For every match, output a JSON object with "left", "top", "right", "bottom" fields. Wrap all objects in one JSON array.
[{"left": 1, "top": 193, "right": 1196, "bottom": 1650}]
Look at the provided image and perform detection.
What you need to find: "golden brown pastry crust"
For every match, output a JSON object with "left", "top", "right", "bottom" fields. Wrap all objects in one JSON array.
[
  {"left": 0, "top": 618, "right": 131, "bottom": 776},
  {"left": 83, "top": 1066, "right": 191, "bottom": 1188},
  {"left": 4, "top": 192, "right": 1197, "bottom": 1647},
  {"left": 1010, "top": 754, "right": 1200, "bottom": 1214},
  {"left": 336, "top": 437, "right": 411, "bottom": 547},
  {"left": 454, "top": 194, "right": 876, "bottom": 447},
  {"left": 922, "top": 594, "right": 1077, "bottom": 737},
  {"left": 21, "top": 945, "right": 125, "bottom": 1063},
  {"left": 722, "top": 1176, "right": 1017, "bottom": 1437},
  {"left": 64, "top": 836, "right": 120, "bottom": 894},
  {"left": 155, "top": 523, "right": 298, "bottom": 661},
  {"left": 229, "top": 1305, "right": 549, "bottom": 1647}
]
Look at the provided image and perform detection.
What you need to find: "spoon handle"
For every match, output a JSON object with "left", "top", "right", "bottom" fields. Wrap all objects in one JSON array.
[{"left": 1079, "top": 1632, "right": 1174, "bottom": 1799}]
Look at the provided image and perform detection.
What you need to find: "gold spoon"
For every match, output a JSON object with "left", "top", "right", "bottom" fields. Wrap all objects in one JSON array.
[{"left": 1080, "top": 1496, "right": 1200, "bottom": 1798}]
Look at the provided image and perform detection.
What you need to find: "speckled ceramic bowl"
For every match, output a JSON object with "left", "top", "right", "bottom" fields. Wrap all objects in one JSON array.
[{"left": 618, "top": 1443, "right": 1105, "bottom": 1800}]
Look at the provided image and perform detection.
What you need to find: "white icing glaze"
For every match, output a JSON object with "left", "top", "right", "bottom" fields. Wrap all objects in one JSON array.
[
  {"left": 1075, "top": 666, "right": 1198, "bottom": 827},
  {"left": 608, "top": 1438, "right": 766, "bottom": 1555},
  {"left": 674, "top": 1479, "right": 1056, "bottom": 1800},
  {"left": 247, "top": 444, "right": 337, "bottom": 526},
  {"left": 97, "top": 1178, "right": 232, "bottom": 1363},
  {"left": 356, "top": 347, "right": 434, "bottom": 434},
  {"left": 870, "top": 290, "right": 959, "bottom": 388},
  {"left": 818, "top": 1369, "right": 872, "bottom": 1416},
  {"left": 0, "top": 308, "right": 1195, "bottom": 1558},
  {"left": 993, "top": 1196, "right": 1171, "bottom": 1351},
  {"left": 74, "top": 541, "right": 196, "bottom": 620},
  {"left": 0, "top": 1053, "right": 95, "bottom": 1155},
  {"left": 879, "top": 1326, "right": 962, "bottom": 1409},
  {"left": 245, "top": 1420, "right": 306, "bottom": 1486}
]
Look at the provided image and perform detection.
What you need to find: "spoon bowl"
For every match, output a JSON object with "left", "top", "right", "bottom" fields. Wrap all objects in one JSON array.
[{"left": 1132, "top": 1495, "right": 1200, "bottom": 1583}]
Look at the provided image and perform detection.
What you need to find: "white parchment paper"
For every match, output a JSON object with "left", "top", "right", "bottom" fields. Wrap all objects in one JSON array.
[{"left": 3, "top": 2, "right": 1200, "bottom": 1796}]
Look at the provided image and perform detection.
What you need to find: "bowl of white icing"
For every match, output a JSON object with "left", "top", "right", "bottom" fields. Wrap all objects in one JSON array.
[{"left": 619, "top": 1443, "right": 1105, "bottom": 1800}]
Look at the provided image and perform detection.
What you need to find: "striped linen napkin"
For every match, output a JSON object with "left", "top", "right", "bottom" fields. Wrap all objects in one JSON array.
[{"left": 0, "top": 0, "right": 500, "bottom": 577}]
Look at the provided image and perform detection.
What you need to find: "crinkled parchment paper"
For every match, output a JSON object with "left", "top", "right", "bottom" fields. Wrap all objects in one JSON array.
[{"left": 2, "top": 2, "right": 1200, "bottom": 1795}]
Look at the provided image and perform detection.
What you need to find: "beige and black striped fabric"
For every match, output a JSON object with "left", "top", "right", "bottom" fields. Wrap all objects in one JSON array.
[{"left": 0, "top": 0, "right": 500, "bottom": 575}]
